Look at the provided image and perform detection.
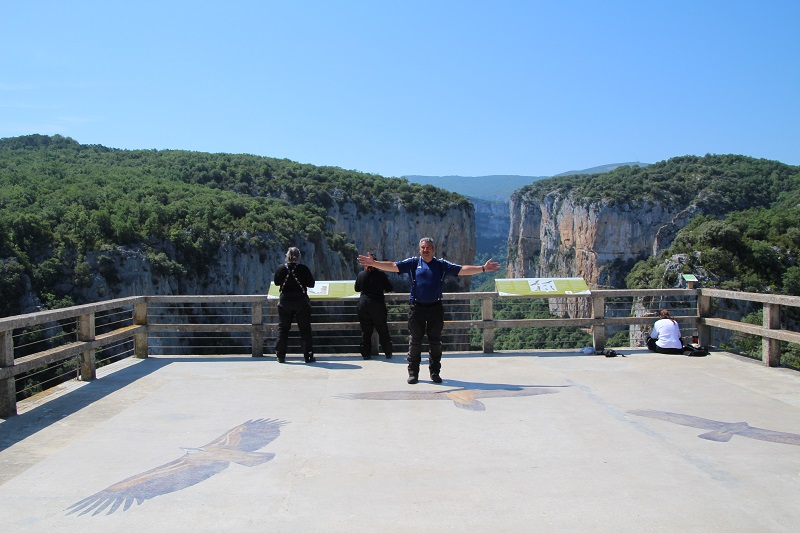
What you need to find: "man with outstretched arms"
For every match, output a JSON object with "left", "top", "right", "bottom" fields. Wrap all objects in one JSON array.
[{"left": 357, "top": 237, "right": 500, "bottom": 384}]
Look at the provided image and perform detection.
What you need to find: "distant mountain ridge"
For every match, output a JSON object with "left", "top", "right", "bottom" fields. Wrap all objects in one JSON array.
[
  {"left": 554, "top": 162, "right": 649, "bottom": 177},
  {"left": 404, "top": 163, "right": 649, "bottom": 201},
  {"left": 402, "top": 174, "right": 542, "bottom": 201}
]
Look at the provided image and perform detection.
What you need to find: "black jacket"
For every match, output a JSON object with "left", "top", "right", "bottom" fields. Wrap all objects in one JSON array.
[
  {"left": 355, "top": 268, "right": 393, "bottom": 302},
  {"left": 274, "top": 263, "right": 315, "bottom": 296}
]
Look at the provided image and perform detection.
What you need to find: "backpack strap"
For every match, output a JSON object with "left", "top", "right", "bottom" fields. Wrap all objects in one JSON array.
[
  {"left": 280, "top": 264, "right": 307, "bottom": 294},
  {"left": 409, "top": 257, "right": 446, "bottom": 303},
  {"left": 409, "top": 258, "right": 418, "bottom": 302}
]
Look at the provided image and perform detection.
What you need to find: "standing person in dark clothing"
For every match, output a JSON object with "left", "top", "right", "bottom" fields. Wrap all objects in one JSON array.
[
  {"left": 273, "top": 247, "right": 316, "bottom": 363},
  {"left": 357, "top": 237, "right": 500, "bottom": 384},
  {"left": 355, "top": 252, "right": 394, "bottom": 360}
]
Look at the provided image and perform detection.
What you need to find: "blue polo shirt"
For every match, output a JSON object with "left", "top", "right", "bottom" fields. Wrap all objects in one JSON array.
[{"left": 396, "top": 257, "right": 462, "bottom": 303}]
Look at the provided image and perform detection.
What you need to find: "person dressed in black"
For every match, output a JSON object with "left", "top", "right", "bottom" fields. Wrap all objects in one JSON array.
[
  {"left": 354, "top": 252, "right": 394, "bottom": 360},
  {"left": 273, "top": 247, "right": 316, "bottom": 363}
]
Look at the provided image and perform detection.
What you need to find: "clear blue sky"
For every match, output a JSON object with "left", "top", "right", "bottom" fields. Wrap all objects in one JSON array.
[{"left": 2, "top": 1, "right": 798, "bottom": 178}]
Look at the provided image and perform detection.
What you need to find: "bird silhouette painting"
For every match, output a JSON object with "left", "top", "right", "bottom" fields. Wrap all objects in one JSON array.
[
  {"left": 338, "top": 387, "right": 561, "bottom": 411},
  {"left": 629, "top": 409, "right": 800, "bottom": 445},
  {"left": 67, "top": 418, "right": 287, "bottom": 516}
]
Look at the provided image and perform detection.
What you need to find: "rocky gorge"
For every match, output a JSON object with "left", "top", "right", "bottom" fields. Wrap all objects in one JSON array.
[
  {"left": 45, "top": 200, "right": 477, "bottom": 308},
  {"left": 506, "top": 192, "right": 699, "bottom": 288}
]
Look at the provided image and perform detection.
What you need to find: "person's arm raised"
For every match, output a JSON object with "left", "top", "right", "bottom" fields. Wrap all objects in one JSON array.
[
  {"left": 357, "top": 254, "right": 400, "bottom": 273},
  {"left": 458, "top": 258, "right": 501, "bottom": 276}
]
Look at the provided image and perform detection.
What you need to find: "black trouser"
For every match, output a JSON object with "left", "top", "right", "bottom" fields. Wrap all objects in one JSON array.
[
  {"left": 646, "top": 337, "right": 683, "bottom": 355},
  {"left": 407, "top": 301, "right": 444, "bottom": 375},
  {"left": 276, "top": 294, "right": 314, "bottom": 356},
  {"left": 357, "top": 297, "right": 393, "bottom": 357}
]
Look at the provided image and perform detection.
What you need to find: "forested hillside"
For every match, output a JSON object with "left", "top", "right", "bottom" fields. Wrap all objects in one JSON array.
[
  {"left": 0, "top": 134, "right": 469, "bottom": 317},
  {"left": 519, "top": 155, "right": 800, "bottom": 213},
  {"left": 600, "top": 156, "right": 800, "bottom": 295},
  {"left": 619, "top": 168, "right": 800, "bottom": 364},
  {"left": 626, "top": 208, "right": 800, "bottom": 295},
  {"left": 511, "top": 154, "right": 800, "bottom": 291}
]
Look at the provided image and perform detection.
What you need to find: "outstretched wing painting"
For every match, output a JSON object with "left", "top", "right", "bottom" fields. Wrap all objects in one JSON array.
[{"left": 67, "top": 418, "right": 287, "bottom": 516}]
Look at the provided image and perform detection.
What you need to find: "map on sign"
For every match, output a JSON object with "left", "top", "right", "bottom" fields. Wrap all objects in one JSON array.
[
  {"left": 495, "top": 278, "right": 590, "bottom": 296},
  {"left": 268, "top": 280, "right": 359, "bottom": 299}
]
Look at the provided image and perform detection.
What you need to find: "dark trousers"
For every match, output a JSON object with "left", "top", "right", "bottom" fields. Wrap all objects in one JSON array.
[
  {"left": 276, "top": 295, "right": 314, "bottom": 356},
  {"left": 646, "top": 337, "right": 683, "bottom": 355},
  {"left": 407, "top": 301, "right": 444, "bottom": 375},
  {"left": 357, "top": 298, "right": 393, "bottom": 357}
]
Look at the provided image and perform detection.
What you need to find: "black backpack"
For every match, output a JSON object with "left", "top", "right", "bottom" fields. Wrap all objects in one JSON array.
[{"left": 682, "top": 345, "right": 709, "bottom": 357}]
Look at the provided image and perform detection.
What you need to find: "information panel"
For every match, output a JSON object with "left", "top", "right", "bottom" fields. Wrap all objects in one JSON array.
[
  {"left": 494, "top": 277, "right": 590, "bottom": 296},
  {"left": 267, "top": 280, "right": 359, "bottom": 299}
]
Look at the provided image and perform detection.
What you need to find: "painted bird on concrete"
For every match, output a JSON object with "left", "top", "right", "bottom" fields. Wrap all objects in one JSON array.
[
  {"left": 339, "top": 386, "right": 561, "bottom": 411},
  {"left": 66, "top": 418, "right": 287, "bottom": 516},
  {"left": 628, "top": 409, "right": 800, "bottom": 445}
]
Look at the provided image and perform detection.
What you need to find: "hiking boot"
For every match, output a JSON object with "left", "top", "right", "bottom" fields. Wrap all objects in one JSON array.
[
  {"left": 407, "top": 372, "right": 418, "bottom": 384},
  {"left": 430, "top": 373, "right": 442, "bottom": 384}
]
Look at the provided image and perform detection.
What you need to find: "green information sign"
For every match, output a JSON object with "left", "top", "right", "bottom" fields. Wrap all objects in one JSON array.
[
  {"left": 495, "top": 277, "right": 590, "bottom": 296},
  {"left": 268, "top": 280, "right": 359, "bottom": 299}
]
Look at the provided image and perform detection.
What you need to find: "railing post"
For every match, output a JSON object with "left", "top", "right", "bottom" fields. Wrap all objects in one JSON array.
[
  {"left": 591, "top": 295, "right": 606, "bottom": 350},
  {"left": 252, "top": 301, "right": 264, "bottom": 357},
  {"left": 77, "top": 312, "right": 96, "bottom": 381},
  {"left": 763, "top": 303, "right": 781, "bottom": 367},
  {"left": 697, "top": 293, "right": 711, "bottom": 347},
  {"left": 264, "top": 298, "right": 279, "bottom": 352},
  {"left": 0, "top": 329, "right": 16, "bottom": 418},
  {"left": 134, "top": 301, "right": 149, "bottom": 359},
  {"left": 482, "top": 297, "right": 494, "bottom": 353}
]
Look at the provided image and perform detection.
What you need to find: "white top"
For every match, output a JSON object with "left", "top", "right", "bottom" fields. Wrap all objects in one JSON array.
[{"left": 650, "top": 318, "right": 683, "bottom": 349}]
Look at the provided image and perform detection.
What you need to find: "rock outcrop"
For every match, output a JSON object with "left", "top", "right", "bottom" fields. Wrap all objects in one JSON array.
[
  {"left": 507, "top": 191, "right": 700, "bottom": 288},
  {"left": 471, "top": 199, "right": 510, "bottom": 255},
  {"left": 52, "top": 199, "right": 476, "bottom": 305}
]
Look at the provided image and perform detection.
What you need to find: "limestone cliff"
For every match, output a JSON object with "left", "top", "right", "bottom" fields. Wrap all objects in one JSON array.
[
  {"left": 507, "top": 191, "right": 700, "bottom": 288},
  {"left": 471, "top": 199, "right": 510, "bottom": 255},
  {"left": 325, "top": 200, "right": 477, "bottom": 295},
  {"left": 54, "top": 199, "right": 476, "bottom": 305}
]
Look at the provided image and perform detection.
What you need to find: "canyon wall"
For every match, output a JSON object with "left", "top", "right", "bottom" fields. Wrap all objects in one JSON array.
[
  {"left": 47, "top": 199, "right": 476, "bottom": 306},
  {"left": 471, "top": 198, "right": 510, "bottom": 255},
  {"left": 507, "top": 190, "right": 700, "bottom": 288}
]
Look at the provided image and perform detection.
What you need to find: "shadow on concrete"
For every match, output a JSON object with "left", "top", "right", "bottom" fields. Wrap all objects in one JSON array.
[{"left": 0, "top": 358, "right": 170, "bottom": 451}]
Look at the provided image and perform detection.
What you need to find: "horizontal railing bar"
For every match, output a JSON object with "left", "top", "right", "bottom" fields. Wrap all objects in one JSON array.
[
  {"left": 0, "top": 296, "right": 144, "bottom": 331},
  {"left": 150, "top": 324, "right": 259, "bottom": 333},
  {"left": 147, "top": 295, "right": 267, "bottom": 304},
  {"left": 2, "top": 342, "right": 85, "bottom": 379},
  {"left": 700, "top": 288, "right": 800, "bottom": 307},
  {"left": 0, "top": 325, "right": 145, "bottom": 380},
  {"left": 592, "top": 289, "right": 698, "bottom": 298},
  {"left": 595, "top": 316, "right": 697, "bottom": 326},
  {"left": 149, "top": 316, "right": 701, "bottom": 333},
  {"left": 703, "top": 318, "right": 800, "bottom": 343}
]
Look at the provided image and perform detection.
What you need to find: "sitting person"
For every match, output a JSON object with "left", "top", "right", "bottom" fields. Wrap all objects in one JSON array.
[{"left": 647, "top": 309, "right": 685, "bottom": 354}]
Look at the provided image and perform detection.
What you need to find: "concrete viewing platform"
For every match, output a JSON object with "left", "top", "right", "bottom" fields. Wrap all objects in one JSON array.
[{"left": 2, "top": 348, "right": 800, "bottom": 532}]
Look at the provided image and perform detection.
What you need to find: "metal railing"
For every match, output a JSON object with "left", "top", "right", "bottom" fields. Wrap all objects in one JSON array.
[{"left": 2, "top": 289, "right": 799, "bottom": 417}]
